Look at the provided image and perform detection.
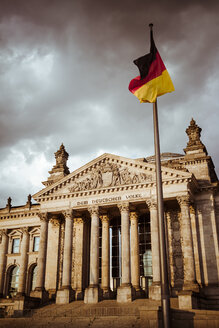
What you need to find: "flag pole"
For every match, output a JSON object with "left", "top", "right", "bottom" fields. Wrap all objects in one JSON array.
[{"left": 153, "top": 96, "right": 171, "bottom": 328}]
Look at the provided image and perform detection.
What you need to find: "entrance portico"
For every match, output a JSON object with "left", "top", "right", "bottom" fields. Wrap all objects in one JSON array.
[{"left": 27, "top": 151, "right": 201, "bottom": 305}]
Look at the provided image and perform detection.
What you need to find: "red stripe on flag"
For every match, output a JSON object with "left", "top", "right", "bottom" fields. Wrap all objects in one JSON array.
[{"left": 129, "top": 51, "right": 166, "bottom": 93}]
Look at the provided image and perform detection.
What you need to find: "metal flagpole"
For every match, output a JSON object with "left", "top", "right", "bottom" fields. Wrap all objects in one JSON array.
[{"left": 153, "top": 99, "right": 171, "bottom": 328}]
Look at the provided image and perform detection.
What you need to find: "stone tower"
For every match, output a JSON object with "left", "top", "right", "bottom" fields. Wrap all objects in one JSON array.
[
  {"left": 183, "top": 118, "right": 217, "bottom": 184},
  {"left": 42, "top": 144, "right": 70, "bottom": 187}
]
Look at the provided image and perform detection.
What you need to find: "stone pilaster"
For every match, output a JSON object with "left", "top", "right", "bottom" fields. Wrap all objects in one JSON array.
[
  {"left": 146, "top": 200, "right": 161, "bottom": 300},
  {"left": 17, "top": 227, "right": 29, "bottom": 295},
  {"left": 32, "top": 212, "right": 49, "bottom": 300},
  {"left": 130, "top": 212, "right": 140, "bottom": 294},
  {"left": 100, "top": 214, "right": 111, "bottom": 299},
  {"left": 56, "top": 210, "right": 74, "bottom": 304},
  {"left": 84, "top": 206, "right": 100, "bottom": 304},
  {"left": 0, "top": 230, "right": 8, "bottom": 297},
  {"left": 74, "top": 217, "right": 85, "bottom": 300},
  {"left": 117, "top": 202, "right": 132, "bottom": 303},
  {"left": 177, "top": 196, "right": 198, "bottom": 292}
]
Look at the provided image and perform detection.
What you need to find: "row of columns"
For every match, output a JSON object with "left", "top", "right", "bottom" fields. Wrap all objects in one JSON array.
[{"left": 0, "top": 195, "right": 198, "bottom": 302}]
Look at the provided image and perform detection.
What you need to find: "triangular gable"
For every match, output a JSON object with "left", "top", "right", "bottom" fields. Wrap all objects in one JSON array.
[
  {"left": 8, "top": 229, "right": 22, "bottom": 237},
  {"left": 33, "top": 153, "right": 194, "bottom": 203}
]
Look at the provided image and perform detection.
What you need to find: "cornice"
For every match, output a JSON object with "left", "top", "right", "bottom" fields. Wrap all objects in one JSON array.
[{"left": 0, "top": 211, "right": 41, "bottom": 221}]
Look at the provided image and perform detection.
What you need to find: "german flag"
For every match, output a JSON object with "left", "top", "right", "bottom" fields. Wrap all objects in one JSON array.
[{"left": 129, "top": 27, "right": 174, "bottom": 103}]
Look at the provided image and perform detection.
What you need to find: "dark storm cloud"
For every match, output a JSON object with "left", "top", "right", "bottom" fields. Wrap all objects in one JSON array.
[{"left": 0, "top": 0, "right": 219, "bottom": 206}]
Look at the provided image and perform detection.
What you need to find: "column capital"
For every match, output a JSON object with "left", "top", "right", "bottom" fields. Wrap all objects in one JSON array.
[
  {"left": 37, "top": 212, "right": 49, "bottom": 222},
  {"left": 146, "top": 199, "right": 157, "bottom": 210},
  {"left": 0, "top": 229, "right": 7, "bottom": 238},
  {"left": 130, "top": 211, "right": 139, "bottom": 221},
  {"left": 100, "top": 214, "right": 110, "bottom": 223},
  {"left": 50, "top": 217, "right": 61, "bottom": 227},
  {"left": 177, "top": 195, "right": 191, "bottom": 207},
  {"left": 73, "top": 217, "right": 85, "bottom": 224},
  {"left": 165, "top": 210, "right": 172, "bottom": 221},
  {"left": 88, "top": 205, "right": 99, "bottom": 216},
  {"left": 21, "top": 227, "right": 29, "bottom": 235},
  {"left": 189, "top": 205, "right": 196, "bottom": 215},
  {"left": 118, "top": 202, "right": 129, "bottom": 213},
  {"left": 63, "top": 209, "right": 73, "bottom": 220}
]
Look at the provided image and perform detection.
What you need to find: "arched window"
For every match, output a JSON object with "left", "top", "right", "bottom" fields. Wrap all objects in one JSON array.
[
  {"left": 8, "top": 266, "right": 19, "bottom": 298},
  {"left": 30, "top": 265, "right": 37, "bottom": 292}
]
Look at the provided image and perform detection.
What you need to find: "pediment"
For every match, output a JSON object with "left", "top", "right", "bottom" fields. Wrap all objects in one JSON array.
[
  {"left": 8, "top": 229, "right": 22, "bottom": 237},
  {"left": 29, "top": 227, "right": 40, "bottom": 235},
  {"left": 33, "top": 153, "right": 194, "bottom": 202}
]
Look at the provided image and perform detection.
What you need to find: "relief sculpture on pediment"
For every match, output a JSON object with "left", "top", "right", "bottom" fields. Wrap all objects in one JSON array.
[{"left": 68, "top": 163, "right": 152, "bottom": 193}]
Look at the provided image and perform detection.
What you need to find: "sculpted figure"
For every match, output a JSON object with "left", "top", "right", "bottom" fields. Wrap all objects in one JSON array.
[
  {"left": 132, "top": 174, "right": 140, "bottom": 184},
  {"left": 84, "top": 178, "right": 91, "bottom": 190},
  {"left": 97, "top": 169, "right": 103, "bottom": 187},
  {"left": 111, "top": 164, "right": 121, "bottom": 186},
  {"left": 121, "top": 168, "right": 132, "bottom": 184},
  {"left": 7, "top": 197, "right": 12, "bottom": 208},
  {"left": 91, "top": 170, "right": 99, "bottom": 189},
  {"left": 139, "top": 173, "right": 152, "bottom": 182}
]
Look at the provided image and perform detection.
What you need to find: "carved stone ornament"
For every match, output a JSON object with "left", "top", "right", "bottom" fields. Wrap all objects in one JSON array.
[
  {"left": 100, "top": 214, "right": 110, "bottom": 223},
  {"left": 68, "top": 162, "right": 152, "bottom": 193},
  {"left": 37, "top": 212, "right": 49, "bottom": 222},
  {"left": 6, "top": 197, "right": 12, "bottom": 212},
  {"left": 0, "top": 229, "right": 7, "bottom": 237},
  {"left": 26, "top": 194, "right": 32, "bottom": 209},
  {"left": 63, "top": 210, "right": 73, "bottom": 220},
  {"left": 118, "top": 202, "right": 129, "bottom": 213},
  {"left": 43, "top": 144, "right": 70, "bottom": 187},
  {"left": 130, "top": 211, "right": 138, "bottom": 221},
  {"left": 177, "top": 196, "right": 190, "bottom": 207},
  {"left": 146, "top": 199, "right": 157, "bottom": 210},
  {"left": 21, "top": 227, "right": 29, "bottom": 235},
  {"left": 189, "top": 205, "right": 196, "bottom": 215},
  {"left": 184, "top": 118, "right": 207, "bottom": 154},
  {"left": 88, "top": 206, "right": 99, "bottom": 216},
  {"left": 73, "top": 217, "right": 84, "bottom": 224},
  {"left": 0, "top": 229, "right": 7, "bottom": 243},
  {"left": 50, "top": 217, "right": 61, "bottom": 227}
]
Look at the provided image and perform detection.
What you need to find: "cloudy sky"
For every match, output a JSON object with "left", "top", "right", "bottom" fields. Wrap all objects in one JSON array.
[{"left": 0, "top": 0, "right": 219, "bottom": 208}]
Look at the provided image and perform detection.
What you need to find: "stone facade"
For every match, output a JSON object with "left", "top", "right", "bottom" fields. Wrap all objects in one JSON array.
[{"left": 0, "top": 119, "right": 219, "bottom": 314}]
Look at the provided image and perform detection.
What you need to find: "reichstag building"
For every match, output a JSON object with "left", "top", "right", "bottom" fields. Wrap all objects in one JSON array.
[{"left": 0, "top": 118, "right": 219, "bottom": 314}]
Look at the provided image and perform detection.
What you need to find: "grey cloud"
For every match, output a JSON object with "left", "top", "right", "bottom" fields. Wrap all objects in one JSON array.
[{"left": 0, "top": 0, "right": 219, "bottom": 207}]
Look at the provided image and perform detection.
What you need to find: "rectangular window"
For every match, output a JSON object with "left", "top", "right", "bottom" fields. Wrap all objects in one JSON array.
[
  {"left": 12, "top": 238, "right": 20, "bottom": 253},
  {"left": 33, "top": 236, "right": 40, "bottom": 252}
]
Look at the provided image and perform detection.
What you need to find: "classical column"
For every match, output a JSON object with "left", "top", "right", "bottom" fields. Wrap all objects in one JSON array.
[
  {"left": 62, "top": 211, "right": 73, "bottom": 288},
  {"left": 56, "top": 210, "right": 74, "bottom": 304},
  {"left": 146, "top": 199, "right": 161, "bottom": 300},
  {"left": 0, "top": 230, "right": 8, "bottom": 297},
  {"left": 17, "top": 227, "right": 29, "bottom": 295},
  {"left": 74, "top": 217, "right": 85, "bottom": 300},
  {"left": 130, "top": 212, "right": 140, "bottom": 293},
  {"left": 177, "top": 196, "right": 198, "bottom": 291},
  {"left": 165, "top": 211, "right": 174, "bottom": 290},
  {"left": 100, "top": 214, "right": 111, "bottom": 298},
  {"left": 33, "top": 212, "right": 49, "bottom": 299},
  {"left": 84, "top": 206, "right": 100, "bottom": 304},
  {"left": 117, "top": 202, "right": 132, "bottom": 302}
]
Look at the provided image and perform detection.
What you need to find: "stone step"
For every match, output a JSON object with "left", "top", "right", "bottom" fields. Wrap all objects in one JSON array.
[
  {"left": 1, "top": 308, "right": 219, "bottom": 328},
  {"left": 29, "top": 299, "right": 161, "bottom": 319}
]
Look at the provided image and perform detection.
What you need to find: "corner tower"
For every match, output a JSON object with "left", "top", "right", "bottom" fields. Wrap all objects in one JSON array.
[
  {"left": 183, "top": 118, "right": 218, "bottom": 185},
  {"left": 42, "top": 144, "right": 70, "bottom": 187}
]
